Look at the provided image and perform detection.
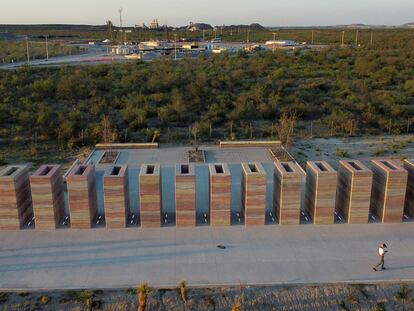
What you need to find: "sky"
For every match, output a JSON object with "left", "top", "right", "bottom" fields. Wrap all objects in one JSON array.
[{"left": 0, "top": 0, "right": 413, "bottom": 26}]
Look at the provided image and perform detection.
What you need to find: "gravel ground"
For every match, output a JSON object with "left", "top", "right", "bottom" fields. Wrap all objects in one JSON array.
[
  {"left": 291, "top": 135, "right": 414, "bottom": 169},
  {"left": 0, "top": 283, "right": 413, "bottom": 311}
]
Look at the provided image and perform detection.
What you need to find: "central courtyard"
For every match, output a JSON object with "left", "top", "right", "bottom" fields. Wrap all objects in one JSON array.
[{"left": 84, "top": 146, "right": 287, "bottom": 226}]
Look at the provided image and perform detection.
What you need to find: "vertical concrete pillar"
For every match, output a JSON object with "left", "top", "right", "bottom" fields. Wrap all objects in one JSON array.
[
  {"left": 30, "top": 165, "right": 65, "bottom": 230},
  {"left": 66, "top": 165, "right": 97, "bottom": 229},
  {"left": 274, "top": 161, "right": 303, "bottom": 225},
  {"left": 404, "top": 159, "right": 414, "bottom": 218},
  {"left": 305, "top": 161, "right": 337, "bottom": 224},
  {"left": 241, "top": 162, "right": 266, "bottom": 225},
  {"left": 209, "top": 163, "right": 231, "bottom": 226},
  {"left": 103, "top": 165, "right": 130, "bottom": 228},
  {"left": 139, "top": 164, "right": 161, "bottom": 228},
  {"left": 336, "top": 160, "right": 372, "bottom": 224},
  {"left": 175, "top": 163, "right": 196, "bottom": 227},
  {"left": 0, "top": 165, "right": 32, "bottom": 230},
  {"left": 370, "top": 159, "right": 408, "bottom": 223}
]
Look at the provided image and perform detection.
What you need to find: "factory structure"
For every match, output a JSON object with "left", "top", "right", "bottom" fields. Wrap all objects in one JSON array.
[{"left": 0, "top": 141, "right": 413, "bottom": 231}]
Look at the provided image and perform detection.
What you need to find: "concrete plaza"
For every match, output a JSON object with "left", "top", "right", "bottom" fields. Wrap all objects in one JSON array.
[{"left": 0, "top": 223, "right": 413, "bottom": 290}]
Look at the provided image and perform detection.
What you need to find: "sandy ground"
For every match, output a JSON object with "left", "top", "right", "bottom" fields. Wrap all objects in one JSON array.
[{"left": 0, "top": 283, "right": 413, "bottom": 310}]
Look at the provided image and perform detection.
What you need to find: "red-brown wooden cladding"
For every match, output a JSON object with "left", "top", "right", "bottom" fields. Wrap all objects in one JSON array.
[
  {"left": 175, "top": 164, "right": 196, "bottom": 227},
  {"left": 305, "top": 161, "right": 337, "bottom": 224},
  {"left": 139, "top": 164, "right": 161, "bottom": 228},
  {"left": 241, "top": 163, "right": 266, "bottom": 226},
  {"left": 336, "top": 160, "right": 372, "bottom": 224},
  {"left": 66, "top": 165, "right": 97, "bottom": 229},
  {"left": 404, "top": 159, "right": 414, "bottom": 218},
  {"left": 103, "top": 165, "right": 130, "bottom": 229},
  {"left": 30, "top": 165, "right": 65, "bottom": 230},
  {"left": 370, "top": 159, "right": 408, "bottom": 223},
  {"left": 209, "top": 163, "right": 231, "bottom": 226},
  {"left": 274, "top": 162, "right": 303, "bottom": 225},
  {"left": 0, "top": 165, "right": 32, "bottom": 230}
]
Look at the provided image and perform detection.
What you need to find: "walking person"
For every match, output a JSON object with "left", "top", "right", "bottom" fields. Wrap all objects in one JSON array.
[{"left": 373, "top": 243, "right": 388, "bottom": 271}]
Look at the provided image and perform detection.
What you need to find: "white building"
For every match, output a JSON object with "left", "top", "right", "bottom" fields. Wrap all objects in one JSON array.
[
  {"left": 149, "top": 19, "right": 160, "bottom": 29},
  {"left": 265, "top": 40, "right": 297, "bottom": 47}
]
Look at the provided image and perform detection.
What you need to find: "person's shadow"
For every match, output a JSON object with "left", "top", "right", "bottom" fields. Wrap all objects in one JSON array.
[{"left": 383, "top": 265, "right": 414, "bottom": 271}]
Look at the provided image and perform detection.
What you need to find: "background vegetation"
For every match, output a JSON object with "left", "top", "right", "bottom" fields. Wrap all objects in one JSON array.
[{"left": 0, "top": 28, "right": 413, "bottom": 164}]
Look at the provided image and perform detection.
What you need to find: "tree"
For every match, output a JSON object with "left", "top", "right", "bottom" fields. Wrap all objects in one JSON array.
[
  {"left": 102, "top": 115, "right": 117, "bottom": 161},
  {"left": 191, "top": 122, "right": 199, "bottom": 147},
  {"left": 106, "top": 20, "right": 114, "bottom": 41},
  {"left": 405, "top": 80, "right": 414, "bottom": 96},
  {"left": 277, "top": 111, "right": 297, "bottom": 151}
]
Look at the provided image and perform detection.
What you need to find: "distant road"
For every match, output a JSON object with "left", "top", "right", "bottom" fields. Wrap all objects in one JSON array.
[
  {"left": 0, "top": 41, "right": 258, "bottom": 69},
  {"left": 0, "top": 44, "right": 117, "bottom": 69}
]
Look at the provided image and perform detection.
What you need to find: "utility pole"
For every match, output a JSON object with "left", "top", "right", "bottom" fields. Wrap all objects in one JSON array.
[
  {"left": 310, "top": 121, "right": 313, "bottom": 137},
  {"left": 370, "top": 31, "right": 373, "bottom": 45},
  {"left": 174, "top": 33, "right": 177, "bottom": 60},
  {"left": 273, "top": 32, "right": 276, "bottom": 41},
  {"left": 311, "top": 30, "right": 314, "bottom": 44},
  {"left": 118, "top": 7, "right": 123, "bottom": 44},
  {"left": 202, "top": 29, "right": 205, "bottom": 41},
  {"left": 355, "top": 29, "right": 359, "bottom": 45},
  {"left": 25, "top": 36, "right": 30, "bottom": 66},
  {"left": 247, "top": 29, "right": 250, "bottom": 43},
  {"left": 45, "top": 35, "right": 49, "bottom": 61},
  {"left": 341, "top": 31, "right": 345, "bottom": 48}
]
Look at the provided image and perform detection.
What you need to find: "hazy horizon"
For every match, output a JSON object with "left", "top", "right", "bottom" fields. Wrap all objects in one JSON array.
[{"left": 0, "top": 0, "right": 413, "bottom": 27}]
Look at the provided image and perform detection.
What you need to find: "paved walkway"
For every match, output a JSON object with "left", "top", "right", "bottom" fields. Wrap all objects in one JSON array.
[{"left": 0, "top": 223, "right": 413, "bottom": 290}]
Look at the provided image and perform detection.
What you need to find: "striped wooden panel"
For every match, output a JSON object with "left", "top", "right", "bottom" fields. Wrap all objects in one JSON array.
[
  {"left": 0, "top": 165, "right": 32, "bottom": 230},
  {"left": 305, "top": 161, "right": 337, "bottom": 225},
  {"left": 404, "top": 159, "right": 414, "bottom": 218},
  {"left": 139, "top": 164, "right": 161, "bottom": 228},
  {"left": 241, "top": 163, "right": 266, "bottom": 226},
  {"left": 66, "top": 165, "right": 97, "bottom": 229},
  {"left": 274, "top": 162, "right": 303, "bottom": 225},
  {"left": 336, "top": 160, "right": 372, "bottom": 224},
  {"left": 175, "top": 164, "right": 196, "bottom": 227},
  {"left": 370, "top": 159, "right": 408, "bottom": 223},
  {"left": 209, "top": 163, "right": 231, "bottom": 226},
  {"left": 103, "top": 165, "right": 130, "bottom": 229},
  {"left": 30, "top": 165, "right": 65, "bottom": 230}
]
